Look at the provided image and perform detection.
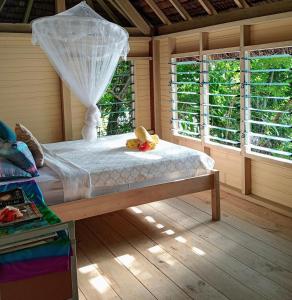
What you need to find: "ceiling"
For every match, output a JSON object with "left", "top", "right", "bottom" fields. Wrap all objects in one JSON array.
[{"left": 0, "top": 0, "right": 291, "bottom": 35}]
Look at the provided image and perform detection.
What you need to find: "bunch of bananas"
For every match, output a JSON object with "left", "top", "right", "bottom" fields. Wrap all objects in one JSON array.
[{"left": 126, "top": 126, "right": 159, "bottom": 152}]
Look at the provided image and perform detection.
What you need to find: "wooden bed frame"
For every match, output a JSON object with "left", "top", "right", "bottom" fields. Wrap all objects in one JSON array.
[{"left": 50, "top": 170, "right": 220, "bottom": 222}]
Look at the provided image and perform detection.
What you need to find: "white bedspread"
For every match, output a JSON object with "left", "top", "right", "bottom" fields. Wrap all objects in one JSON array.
[{"left": 42, "top": 133, "right": 215, "bottom": 202}]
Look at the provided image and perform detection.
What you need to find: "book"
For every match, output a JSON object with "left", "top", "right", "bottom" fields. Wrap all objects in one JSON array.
[
  {"left": 0, "top": 232, "right": 58, "bottom": 254},
  {"left": 0, "top": 202, "right": 43, "bottom": 228},
  {"left": 0, "top": 188, "right": 27, "bottom": 208}
]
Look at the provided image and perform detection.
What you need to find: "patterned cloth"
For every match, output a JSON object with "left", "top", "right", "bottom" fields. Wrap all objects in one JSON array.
[
  {"left": 0, "top": 142, "right": 39, "bottom": 177},
  {"left": 0, "top": 121, "right": 16, "bottom": 143},
  {"left": 0, "top": 158, "right": 31, "bottom": 181},
  {"left": 15, "top": 123, "right": 45, "bottom": 168},
  {"left": 43, "top": 133, "right": 215, "bottom": 202}
]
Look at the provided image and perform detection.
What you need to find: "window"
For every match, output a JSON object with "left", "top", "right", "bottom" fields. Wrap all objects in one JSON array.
[
  {"left": 97, "top": 61, "right": 135, "bottom": 136},
  {"left": 245, "top": 48, "right": 292, "bottom": 160},
  {"left": 171, "top": 56, "right": 201, "bottom": 139},
  {"left": 204, "top": 52, "right": 241, "bottom": 147},
  {"left": 170, "top": 47, "right": 292, "bottom": 162}
]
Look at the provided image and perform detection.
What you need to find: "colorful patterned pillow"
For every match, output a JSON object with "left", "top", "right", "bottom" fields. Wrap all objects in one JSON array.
[
  {"left": 0, "top": 121, "right": 16, "bottom": 143},
  {"left": 0, "top": 158, "right": 32, "bottom": 181},
  {"left": 0, "top": 141, "right": 39, "bottom": 177},
  {"left": 15, "top": 123, "right": 44, "bottom": 168}
]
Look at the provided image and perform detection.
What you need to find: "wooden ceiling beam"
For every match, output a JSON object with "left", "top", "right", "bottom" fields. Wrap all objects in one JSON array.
[
  {"left": 157, "top": 0, "right": 292, "bottom": 35},
  {"left": 198, "top": 0, "right": 218, "bottom": 15},
  {"left": 144, "top": 0, "right": 171, "bottom": 25},
  {"left": 117, "top": 0, "right": 151, "bottom": 35},
  {"left": 23, "top": 0, "right": 34, "bottom": 23},
  {"left": 95, "top": 0, "right": 120, "bottom": 23},
  {"left": 169, "top": 0, "right": 192, "bottom": 21},
  {"left": 0, "top": 0, "right": 7, "bottom": 13},
  {"left": 108, "top": 0, "right": 133, "bottom": 24},
  {"left": 234, "top": 0, "right": 250, "bottom": 9}
]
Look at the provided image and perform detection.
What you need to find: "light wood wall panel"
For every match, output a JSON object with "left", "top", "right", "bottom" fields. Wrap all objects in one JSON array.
[
  {"left": 0, "top": 33, "right": 63, "bottom": 143},
  {"left": 134, "top": 60, "right": 151, "bottom": 130},
  {"left": 128, "top": 38, "right": 151, "bottom": 57},
  {"left": 174, "top": 33, "right": 200, "bottom": 53},
  {"left": 211, "top": 149, "right": 242, "bottom": 189},
  {"left": 251, "top": 161, "right": 292, "bottom": 208},
  {"left": 250, "top": 18, "right": 292, "bottom": 45},
  {"left": 208, "top": 27, "right": 240, "bottom": 50}
]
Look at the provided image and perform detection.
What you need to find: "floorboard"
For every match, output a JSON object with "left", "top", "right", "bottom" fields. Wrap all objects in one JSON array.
[{"left": 76, "top": 190, "right": 292, "bottom": 300}]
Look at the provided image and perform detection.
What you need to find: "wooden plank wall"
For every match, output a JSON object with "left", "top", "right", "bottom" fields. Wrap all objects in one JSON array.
[
  {"left": 156, "top": 17, "right": 292, "bottom": 210},
  {"left": 0, "top": 33, "right": 63, "bottom": 143},
  {"left": 0, "top": 34, "right": 151, "bottom": 142}
]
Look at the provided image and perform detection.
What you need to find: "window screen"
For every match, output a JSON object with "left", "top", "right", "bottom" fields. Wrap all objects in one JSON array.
[
  {"left": 245, "top": 48, "right": 292, "bottom": 160},
  {"left": 171, "top": 56, "right": 201, "bottom": 139},
  {"left": 97, "top": 61, "right": 135, "bottom": 136},
  {"left": 204, "top": 52, "right": 241, "bottom": 147}
]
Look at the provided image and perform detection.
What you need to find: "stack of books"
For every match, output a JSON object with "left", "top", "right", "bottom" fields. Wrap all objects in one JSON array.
[{"left": 0, "top": 188, "right": 58, "bottom": 253}]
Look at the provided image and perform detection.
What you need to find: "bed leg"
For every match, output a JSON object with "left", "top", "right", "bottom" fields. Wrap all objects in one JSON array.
[{"left": 211, "top": 170, "right": 220, "bottom": 221}]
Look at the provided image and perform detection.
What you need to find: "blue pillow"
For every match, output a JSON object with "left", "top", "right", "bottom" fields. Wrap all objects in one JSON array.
[
  {"left": 0, "top": 121, "right": 16, "bottom": 142},
  {"left": 0, "top": 158, "right": 32, "bottom": 181},
  {"left": 0, "top": 141, "right": 39, "bottom": 177}
]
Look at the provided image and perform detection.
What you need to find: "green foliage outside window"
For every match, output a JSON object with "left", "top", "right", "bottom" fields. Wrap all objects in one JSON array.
[
  {"left": 97, "top": 61, "right": 134, "bottom": 136},
  {"left": 248, "top": 52, "right": 292, "bottom": 159},
  {"left": 207, "top": 53, "right": 241, "bottom": 147},
  {"left": 172, "top": 58, "right": 201, "bottom": 138}
]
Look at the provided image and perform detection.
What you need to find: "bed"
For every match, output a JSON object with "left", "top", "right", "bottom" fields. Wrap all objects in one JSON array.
[{"left": 2, "top": 133, "right": 221, "bottom": 221}]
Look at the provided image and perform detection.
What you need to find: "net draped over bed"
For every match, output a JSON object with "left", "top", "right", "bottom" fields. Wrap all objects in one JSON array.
[{"left": 31, "top": 1, "right": 129, "bottom": 141}]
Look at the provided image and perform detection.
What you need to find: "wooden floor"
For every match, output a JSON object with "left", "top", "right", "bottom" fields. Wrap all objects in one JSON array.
[{"left": 76, "top": 190, "right": 292, "bottom": 300}]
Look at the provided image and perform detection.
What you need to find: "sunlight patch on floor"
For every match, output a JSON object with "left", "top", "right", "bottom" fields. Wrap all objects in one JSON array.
[
  {"left": 163, "top": 229, "right": 175, "bottom": 235},
  {"left": 156, "top": 223, "right": 164, "bottom": 229},
  {"left": 192, "top": 246, "right": 205, "bottom": 256},
  {"left": 175, "top": 236, "right": 187, "bottom": 243},
  {"left": 89, "top": 276, "right": 111, "bottom": 294},
  {"left": 131, "top": 207, "right": 143, "bottom": 214},
  {"left": 78, "top": 264, "right": 98, "bottom": 274},
  {"left": 148, "top": 245, "right": 163, "bottom": 254},
  {"left": 115, "top": 254, "right": 135, "bottom": 268},
  {"left": 145, "top": 216, "right": 156, "bottom": 223}
]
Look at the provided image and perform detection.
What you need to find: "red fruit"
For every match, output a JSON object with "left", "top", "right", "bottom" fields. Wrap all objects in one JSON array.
[{"left": 138, "top": 142, "right": 151, "bottom": 152}]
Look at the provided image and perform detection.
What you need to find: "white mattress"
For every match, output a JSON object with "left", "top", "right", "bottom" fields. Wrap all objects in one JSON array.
[{"left": 42, "top": 133, "right": 215, "bottom": 205}]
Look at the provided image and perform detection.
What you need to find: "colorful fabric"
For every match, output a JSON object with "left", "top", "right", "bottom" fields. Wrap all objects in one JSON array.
[
  {"left": 15, "top": 123, "right": 44, "bottom": 168},
  {"left": 0, "top": 121, "right": 16, "bottom": 143},
  {"left": 0, "top": 180, "right": 71, "bottom": 283},
  {"left": 0, "top": 141, "right": 39, "bottom": 177},
  {"left": 0, "top": 255, "right": 70, "bottom": 283},
  {"left": 0, "top": 238, "right": 70, "bottom": 265},
  {"left": 0, "top": 158, "right": 31, "bottom": 181}
]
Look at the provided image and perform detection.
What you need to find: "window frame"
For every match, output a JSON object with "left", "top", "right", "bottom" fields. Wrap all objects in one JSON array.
[{"left": 170, "top": 47, "right": 292, "bottom": 164}]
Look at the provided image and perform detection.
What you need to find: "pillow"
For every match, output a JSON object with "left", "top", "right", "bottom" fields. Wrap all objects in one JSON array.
[
  {"left": 0, "top": 158, "right": 31, "bottom": 181},
  {"left": 15, "top": 123, "right": 44, "bottom": 168},
  {"left": 0, "top": 121, "right": 16, "bottom": 143},
  {"left": 0, "top": 141, "right": 39, "bottom": 177}
]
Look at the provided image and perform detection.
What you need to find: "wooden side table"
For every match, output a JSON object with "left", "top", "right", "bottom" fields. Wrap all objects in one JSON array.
[{"left": 0, "top": 221, "right": 78, "bottom": 300}]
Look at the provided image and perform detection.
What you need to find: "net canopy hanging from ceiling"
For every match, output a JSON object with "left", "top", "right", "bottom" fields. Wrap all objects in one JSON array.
[{"left": 31, "top": 1, "right": 129, "bottom": 141}]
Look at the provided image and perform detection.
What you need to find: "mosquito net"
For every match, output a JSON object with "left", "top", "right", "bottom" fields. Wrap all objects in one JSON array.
[{"left": 32, "top": 1, "right": 129, "bottom": 141}]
